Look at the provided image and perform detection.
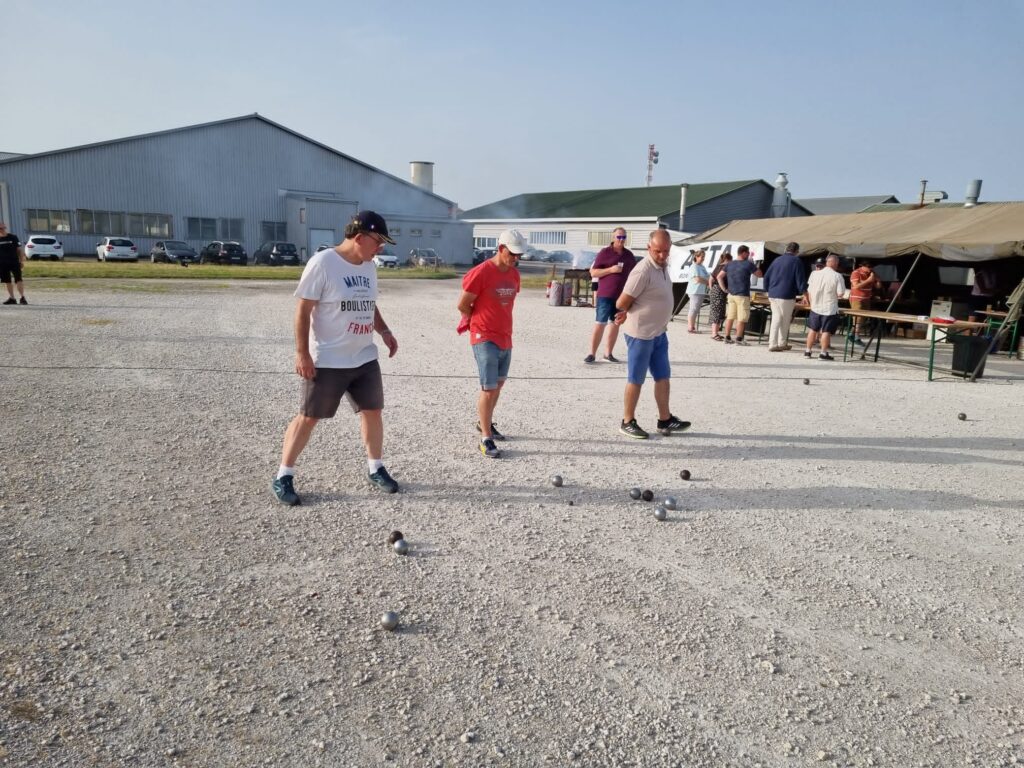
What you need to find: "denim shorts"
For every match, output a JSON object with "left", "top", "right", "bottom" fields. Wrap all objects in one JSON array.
[
  {"left": 595, "top": 296, "right": 617, "bottom": 324},
  {"left": 625, "top": 332, "right": 670, "bottom": 385},
  {"left": 472, "top": 341, "right": 512, "bottom": 390}
]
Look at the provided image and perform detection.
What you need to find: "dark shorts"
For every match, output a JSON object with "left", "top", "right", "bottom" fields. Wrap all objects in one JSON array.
[
  {"left": 300, "top": 360, "right": 384, "bottom": 418},
  {"left": 595, "top": 296, "right": 617, "bottom": 324},
  {"left": 807, "top": 311, "right": 840, "bottom": 333},
  {"left": 0, "top": 262, "right": 22, "bottom": 284}
]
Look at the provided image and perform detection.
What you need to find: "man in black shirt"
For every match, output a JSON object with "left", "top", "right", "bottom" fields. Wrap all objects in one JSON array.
[{"left": 0, "top": 222, "right": 27, "bottom": 305}]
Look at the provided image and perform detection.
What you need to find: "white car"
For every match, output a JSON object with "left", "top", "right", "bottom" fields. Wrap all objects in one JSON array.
[
  {"left": 95, "top": 237, "right": 138, "bottom": 262},
  {"left": 25, "top": 235, "right": 64, "bottom": 261},
  {"left": 373, "top": 247, "right": 399, "bottom": 268}
]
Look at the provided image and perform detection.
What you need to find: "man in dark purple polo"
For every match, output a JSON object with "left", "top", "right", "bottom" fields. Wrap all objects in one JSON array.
[{"left": 584, "top": 227, "right": 636, "bottom": 363}]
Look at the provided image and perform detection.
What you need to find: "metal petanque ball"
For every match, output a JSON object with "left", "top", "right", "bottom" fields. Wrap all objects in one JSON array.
[
  {"left": 803, "top": 378, "right": 810, "bottom": 385},
  {"left": 629, "top": 487, "right": 642, "bottom": 500},
  {"left": 663, "top": 496, "right": 678, "bottom": 511},
  {"left": 551, "top": 475, "right": 564, "bottom": 488},
  {"left": 380, "top": 611, "right": 400, "bottom": 631},
  {"left": 958, "top": 413, "right": 967, "bottom": 421},
  {"left": 641, "top": 489, "right": 654, "bottom": 502},
  {"left": 393, "top": 539, "right": 409, "bottom": 556},
  {"left": 679, "top": 469, "right": 691, "bottom": 481},
  {"left": 387, "top": 530, "right": 404, "bottom": 545},
  {"left": 654, "top": 506, "right": 667, "bottom": 521}
]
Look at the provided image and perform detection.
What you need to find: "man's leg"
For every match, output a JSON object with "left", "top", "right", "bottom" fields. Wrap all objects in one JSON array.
[
  {"left": 281, "top": 415, "right": 319, "bottom": 466},
  {"left": 359, "top": 409, "right": 383, "bottom": 460},
  {"left": 735, "top": 320, "right": 747, "bottom": 339},
  {"left": 806, "top": 328, "right": 819, "bottom": 353},
  {"left": 653, "top": 378, "right": 670, "bottom": 420},
  {"left": 477, "top": 383, "right": 503, "bottom": 438},
  {"left": 778, "top": 299, "right": 794, "bottom": 345},
  {"left": 15, "top": 279, "right": 26, "bottom": 300},
  {"left": 820, "top": 331, "right": 833, "bottom": 353},
  {"left": 768, "top": 298, "right": 784, "bottom": 348},
  {"left": 623, "top": 382, "right": 642, "bottom": 423},
  {"left": 588, "top": 323, "right": 605, "bottom": 357},
  {"left": 603, "top": 322, "right": 620, "bottom": 357}
]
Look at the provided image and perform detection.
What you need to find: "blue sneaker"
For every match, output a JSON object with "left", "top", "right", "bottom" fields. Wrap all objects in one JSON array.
[
  {"left": 368, "top": 466, "right": 399, "bottom": 494},
  {"left": 272, "top": 475, "right": 300, "bottom": 506}
]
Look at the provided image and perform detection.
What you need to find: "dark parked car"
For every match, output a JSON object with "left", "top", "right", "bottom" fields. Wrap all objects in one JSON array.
[
  {"left": 473, "top": 248, "right": 494, "bottom": 265},
  {"left": 409, "top": 248, "right": 443, "bottom": 267},
  {"left": 199, "top": 241, "right": 247, "bottom": 265},
  {"left": 547, "top": 250, "right": 573, "bottom": 263},
  {"left": 253, "top": 241, "right": 300, "bottom": 266},
  {"left": 150, "top": 240, "right": 198, "bottom": 264}
]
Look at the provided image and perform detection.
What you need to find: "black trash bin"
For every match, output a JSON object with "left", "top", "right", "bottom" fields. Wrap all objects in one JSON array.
[
  {"left": 950, "top": 334, "right": 990, "bottom": 378},
  {"left": 746, "top": 306, "right": 768, "bottom": 335}
]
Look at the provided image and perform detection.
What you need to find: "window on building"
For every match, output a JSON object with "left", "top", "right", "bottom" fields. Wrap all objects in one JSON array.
[
  {"left": 187, "top": 217, "right": 217, "bottom": 240},
  {"left": 410, "top": 228, "right": 423, "bottom": 237},
  {"left": 261, "top": 221, "right": 287, "bottom": 241},
  {"left": 587, "top": 230, "right": 616, "bottom": 246},
  {"left": 431, "top": 229, "right": 442, "bottom": 238},
  {"left": 26, "top": 209, "right": 72, "bottom": 233},
  {"left": 127, "top": 213, "right": 172, "bottom": 238},
  {"left": 219, "top": 218, "right": 244, "bottom": 241},
  {"left": 528, "top": 231, "right": 566, "bottom": 245},
  {"left": 78, "top": 209, "right": 126, "bottom": 235},
  {"left": 391, "top": 227, "right": 401, "bottom": 237},
  {"left": 474, "top": 237, "right": 497, "bottom": 249}
]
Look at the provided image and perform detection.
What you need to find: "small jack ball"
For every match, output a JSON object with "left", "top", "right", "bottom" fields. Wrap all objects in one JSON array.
[
  {"left": 654, "top": 506, "right": 667, "bottom": 521},
  {"left": 387, "top": 530, "right": 404, "bottom": 545},
  {"left": 393, "top": 539, "right": 409, "bottom": 556},
  {"left": 958, "top": 413, "right": 967, "bottom": 421},
  {"left": 551, "top": 475, "right": 563, "bottom": 488},
  {"left": 568, "top": 500, "right": 574, "bottom": 506},
  {"left": 641, "top": 489, "right": 654, "bottom": 502},
  {"left": 380, "top": 611, "right": 399, "bottom": 631},
  {"left": 680, "top": 469, "right": 691, "bottom": 481},
  {"left": 629, "top": 487, "right": 642, "bottom": 500},
  {"left": 803, "top": 378, "right": 810, "bottom": 385}
]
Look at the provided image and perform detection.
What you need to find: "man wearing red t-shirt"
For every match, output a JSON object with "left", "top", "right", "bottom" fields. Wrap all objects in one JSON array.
[
  {"left": 849, "top": 260, "right": 881, "bottom": 345},
  {"left": 457, "top": 229, "right": 525, "bottom": 458}
]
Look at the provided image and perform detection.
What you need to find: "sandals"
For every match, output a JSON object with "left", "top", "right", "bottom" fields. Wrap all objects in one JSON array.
[
  {"left": 687, "top": 329, "right": 700, "bottom": 334},
  {"left": 711, "top": 334, "right": 724, "bottom": 341}
]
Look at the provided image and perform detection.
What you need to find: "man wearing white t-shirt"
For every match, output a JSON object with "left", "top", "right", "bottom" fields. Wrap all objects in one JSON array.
[
  {"left": 272, "top": 211, "right": 400, "bottom": 505},
  {"left": 802, "top": 253, "right": 847, "bottom": 361}
]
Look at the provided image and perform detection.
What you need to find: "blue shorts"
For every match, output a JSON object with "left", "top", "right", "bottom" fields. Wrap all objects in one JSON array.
[
  {"left": 807, "top": 311, "right": 840, "bottom": 333},
  {"left": 625, "top": 332, "right": 670, "bottom": 385},
  {"left": 472, "top": 341, "right": 511, "bottom": 390},
  {"left": 595, "top": 296, "right": 617, "bottom": 324}
]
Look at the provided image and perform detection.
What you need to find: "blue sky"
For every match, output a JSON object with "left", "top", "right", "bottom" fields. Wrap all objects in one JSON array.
[{"left": 4, "top": 0, "right": 1022, "bottom": 209}]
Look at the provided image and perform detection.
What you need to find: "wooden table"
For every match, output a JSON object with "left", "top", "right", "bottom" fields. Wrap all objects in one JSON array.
[
  {"left": 839, "top": 309, "right": 989, "bottom": 380},
  {"left": 978, "top": 310, "right": 1020, "bottom": 359}
]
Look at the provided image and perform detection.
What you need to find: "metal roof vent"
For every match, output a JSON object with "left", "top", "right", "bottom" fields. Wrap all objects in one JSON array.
[{"left": 964, "top": 179, "right": 982, "bottom": 208}]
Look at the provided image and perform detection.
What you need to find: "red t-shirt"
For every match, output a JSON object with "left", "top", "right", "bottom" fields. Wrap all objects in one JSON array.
[
  {"left": 463, "top": 260, "right": 520, "bottom": 349},
  {"left": 849, "top": 266, "right": 877, "bottom": 300}
]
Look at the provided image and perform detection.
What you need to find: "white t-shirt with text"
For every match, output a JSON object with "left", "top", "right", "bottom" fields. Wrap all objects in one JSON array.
[{"left": 294, "top": 249, "right": 378, "bottom": 369}]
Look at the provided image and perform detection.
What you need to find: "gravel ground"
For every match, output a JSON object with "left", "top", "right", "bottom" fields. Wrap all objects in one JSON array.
[{"left": 1, "top": 279, "right": 1022, "bottom": 768}]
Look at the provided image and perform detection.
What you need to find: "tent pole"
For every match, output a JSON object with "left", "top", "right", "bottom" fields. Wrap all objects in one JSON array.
[{"left": 885, "top": 252, "right": 922, "bottom": 313}]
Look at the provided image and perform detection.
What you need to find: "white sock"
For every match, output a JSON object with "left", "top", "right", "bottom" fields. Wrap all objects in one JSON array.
[
  {"left": 368, "top": 459, "right": 384, "bottom": 473},
  {"left": 277, "top": 465, "right": 294, "bottom": 479}
]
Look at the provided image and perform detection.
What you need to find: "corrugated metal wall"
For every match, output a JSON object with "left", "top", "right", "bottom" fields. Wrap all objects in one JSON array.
[{"left": 0, "top": 117, "right": 460, "bottom": 257}]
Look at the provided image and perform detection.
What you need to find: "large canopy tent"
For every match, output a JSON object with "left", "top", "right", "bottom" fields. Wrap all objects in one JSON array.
[
  {"left": 671, "top": 203, "right": 1024, "bottom": 328},
  {"left": 680, "top": 203, "right": 1024, "bottom": 262}
]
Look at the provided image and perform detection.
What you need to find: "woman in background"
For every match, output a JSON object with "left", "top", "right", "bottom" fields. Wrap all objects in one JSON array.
[
  {"left": 686, "top": 250, "right": 710, "bottom": 333},
  {"left": 707, "top": 253, "right": 732, "bottom": 341}
]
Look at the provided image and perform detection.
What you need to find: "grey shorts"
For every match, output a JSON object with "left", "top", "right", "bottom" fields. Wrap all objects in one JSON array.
[{"left": 300, "top": 360, "right": 384, "bottom": 418}]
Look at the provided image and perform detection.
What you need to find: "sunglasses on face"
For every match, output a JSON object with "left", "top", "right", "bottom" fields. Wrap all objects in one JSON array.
[{"left": 615, "top": 235, "right": 627, "bottom": 240}]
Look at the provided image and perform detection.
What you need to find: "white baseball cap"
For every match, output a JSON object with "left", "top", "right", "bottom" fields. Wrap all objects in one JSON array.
[{"left": 498, "top": 229, "right": 528, "bottom": 255}]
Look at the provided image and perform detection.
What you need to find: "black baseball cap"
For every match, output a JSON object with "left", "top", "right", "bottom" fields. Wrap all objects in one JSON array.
[{"left": 350, "top": 210, "right": 395, "bottom": 244}]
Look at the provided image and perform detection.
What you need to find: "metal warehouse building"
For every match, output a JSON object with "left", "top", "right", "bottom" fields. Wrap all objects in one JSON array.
[{"left": 0, "top": 114, "right": 471, "bottom": 262}]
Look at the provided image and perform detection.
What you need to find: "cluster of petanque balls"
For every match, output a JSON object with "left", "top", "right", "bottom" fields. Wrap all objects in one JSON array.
[{"left": 378, "top": 469, "right": 694, "bottom": 631}]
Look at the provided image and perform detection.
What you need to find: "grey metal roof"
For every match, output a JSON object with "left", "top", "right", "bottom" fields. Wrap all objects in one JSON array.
[
  {"left": 0, "top": 114, "right": 456, "bottom": 206},
  {"left": 796, "top": 195, "right": 899, "bottom": 215},
  {"left": 0, "top": 152, "right": 25, "bottom": 161}
]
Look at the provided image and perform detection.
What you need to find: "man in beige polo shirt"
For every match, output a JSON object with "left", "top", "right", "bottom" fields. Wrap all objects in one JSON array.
[{"left": 613, "top": 229, "right": 691, "bottom": 439}]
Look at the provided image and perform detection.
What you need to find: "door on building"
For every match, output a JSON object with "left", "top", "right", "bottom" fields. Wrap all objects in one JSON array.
[{"left": 308, "top": 229, "right": 335, "bottom": 263}]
